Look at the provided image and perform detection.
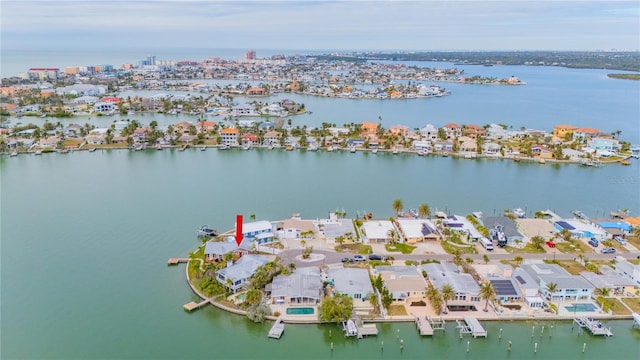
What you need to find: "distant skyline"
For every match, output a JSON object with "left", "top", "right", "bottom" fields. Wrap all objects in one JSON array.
[{"left": 1, "top": 1, "right": 639, "bottom": 52}]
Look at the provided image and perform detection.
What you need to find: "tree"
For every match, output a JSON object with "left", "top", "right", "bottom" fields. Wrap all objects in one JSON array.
[
  {"left": 465, "top": 257, "right": 474, "bottom": 264},
  {"left": 452, "top": 250, "right": 463, "bottom": 266},
  {"left": 530, "top": 235, "right": 545, "bottom": 250},
  {"left": 319, "top": 294, "right": 353, "bottom": 323},
  {"left": 246, "top": 300, "right": 271, "bottom": 323},
  {"left": 480, "top": 282, "right": 496, "bottom": 312},
  {"left": 392, "top": 199, "right": 404, "bottom": 216},
  {"left": 514, "top": 256, "right": 523, "bottom": 267},
  {"left": 546, "top": 282, "right": 558, "bottom": 300},
  {"left": 483, "top": 255, "right": 490, "bottom": 264},
  {"left": 381, "top": 288, "right": 393, "bottom": 310},
  {"left": 302, "top": 246, "right": 313, "bottom": 259},
  {"left": 426, "top": 283, "right": 443, "bottom": 315},
  {"left": 244, "top": 288, "right": 262, "bottom": 307},
  {"left": 534, "top": 211, "right": 545, "bottom": 219},
  {"left": 368, "top": 292, "right": 380, "bottom": 314},
  {"left": 418, "top": 203, "right": 431, "bottom": 218},
  {"left": 440, "top": 284, "right": 455, "bottom": 314}
]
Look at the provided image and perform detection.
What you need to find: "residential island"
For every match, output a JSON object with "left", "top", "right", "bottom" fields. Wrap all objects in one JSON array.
[{"left": 177, "top": 205, "right": 640, "bottom": 336}]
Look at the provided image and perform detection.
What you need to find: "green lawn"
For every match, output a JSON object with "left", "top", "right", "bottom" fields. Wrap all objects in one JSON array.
[
  {"left": 621, "top": 298, "right": 640, "bottom": 313},
  {"left": 597, "top": 297, "right": 632, "bottom": 315},
  {"left": 543, "top": 260, "right": 585, "bottom": 275},
  {"left": 385, "top": 243, "right": 416, "bottom": 254},
  {"left": 388, "top": 305, "right": 408, "bottom": 316},
  {"left": 335, "top": 244, "right": 373, "bottom": 254},
  {"left": 441, "top": 240, "right": 477, "bottom": 255},
  {"left": 505, "top": 243, "right": 546, "bottom": 254}
]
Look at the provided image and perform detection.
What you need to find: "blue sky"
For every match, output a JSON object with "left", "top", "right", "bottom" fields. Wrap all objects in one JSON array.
[{"left": 1, "top": 0, "right": 638, "bottom": 51}]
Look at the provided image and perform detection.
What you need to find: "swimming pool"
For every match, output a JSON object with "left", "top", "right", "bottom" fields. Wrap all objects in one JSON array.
[
  {"left": 286, "top": 307, "right": 315, "bottom": 315},
  {"left": 565, "top": 303, "right": 598, "bottom": 312}
]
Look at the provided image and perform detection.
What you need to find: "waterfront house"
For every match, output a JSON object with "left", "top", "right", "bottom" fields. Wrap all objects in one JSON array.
[
  {"left": 93, "top": 102, "right": 116, "bottom": 114},
  {"left": 246, "top": 86, "right": 266, "bottom": 96},
  {"left": 612, "top": 256, "right": 640, "bottom": 287},
  {"left": 204, "top": 240, "right": 240, "bottom": 262},
  {"left": 216, "top": 254, "right": 269, "bottom": 293},
  {"left": 261, "top": 103, "right": 286, "bottom": 117},
  {"left": 389, "top": 125, "right": 408, "bottom": 136},
  {"left": 515, "top": 219, "right": 558, "bottom": 240},
  {"left": 133, "top": 128, "right": 148, "bottom": 143},
  {"left": 482, "top": 217, "right": 524, "bottom": 244},
  {"left": 263, "top": 130, "right": 280, "bottom": 145},
  {"left": 241, "top": 133, "right": 259, "bottom": 146},
  {"left": 521, "top": 263, "right": 593, "bottom": 302},
  {"left": 458, "top": 136, "right": 477, "bottom": 153},
  {"left": 475, "top": 264, "right": 542, "bottom": 308},
  {"left": 327, "top": 267, "right": 374, "bottom": 303},
  {"left": 220, "top": 128, "right": 239, "bottom": 146},
  {"left": 419, "top": 124, "right": 438, "bottom": 141},
  {"left": 232, "top": 104, "right": 255, "bottom": 116},
  {"left": 361, "top": 220, "right": 396, "bottom": 244},
  {"left": 64, "top": 124, "right": 84, "bottom": 137},
  {"left": 580, "top": 266, "right": 636, "bottom": 296},
  {"left": 395, "top": 218, "right": 440, "bottom": 243},
  {"left": 553, "top": 219, "right": 606, "bottom": 241},
  {"left": 345, "top": 138, "right": 365, "bottom": 148},
  {"left": 316, "top": 215, "right": 356, "bottom": 244},
  {"left": 572, "top": 127, "right": 603, "bottom": 142},
  {"left": 442, "top": 123, "right": 462, "bottom": 139},
  {"left": 562, "top": 148, "right": 585, "bottom": 161},
  {"left": 38, "top": 136, "right": 61, "bottom": 148},
  {"left": 531, "top": 145, "right": 553, "bottom": 159},
  {"left": 587, "top": 137, "right": 621, "bottom": 154},
  {"left": 434, "top": 141, "right": 454, "bottom": 152},
  {"left": 275, "top": 217, "right": 315, "bottom": 240},
  {"left": 596, "top": 221, "right": 632, "bottom": 234},
  {"left": 412, "top": 140, "right": 432, "bottom": 152},
  {"left": 482, "top": 142, "right": 501, "bottom": 155},
  {"left": 421, "top": 262, "right": 482, "bottom": 311},
  {"left": 552, "top": 124, "right": 578, "bottom": 140},
  {"left": 373, "top": 265, "right": 427, "bottom": 302},
  {"left": 443, "top": 215, "right": 483, "bottom": 241},
  {"left": 239, "top": 220, "right": 274, "bottom": 244},
  {"left": 269, "top": 267, "right": 322, "bottom": 305}
]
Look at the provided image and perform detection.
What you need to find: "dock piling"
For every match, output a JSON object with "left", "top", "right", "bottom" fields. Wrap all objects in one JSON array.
[
  {"left": 534, "top": 342, "right": 538, "bottom": 353},
  {"left": 499, "top": 328, "right": 502, "bottom": 341},
  {"left": 466, "top": 340, "right": 470, "bottom": 353},
  {"left": 582, "top": 343, "right": 586, "bottom": 353}
]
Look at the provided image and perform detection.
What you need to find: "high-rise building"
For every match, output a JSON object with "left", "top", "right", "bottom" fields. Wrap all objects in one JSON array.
[{"left": 245, "top": 50, "right": 256, "bottom": 60}]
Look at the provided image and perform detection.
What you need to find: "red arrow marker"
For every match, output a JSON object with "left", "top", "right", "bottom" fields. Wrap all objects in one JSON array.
[{"left": 235, "top": 214, "right": 243, "bottom": 246}]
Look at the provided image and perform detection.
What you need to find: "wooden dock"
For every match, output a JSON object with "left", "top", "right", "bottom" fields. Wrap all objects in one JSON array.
[
  {"left": 574, "top": 317, "right": 613, "bottom": 336},
  {"left": 429, "top": 316, "right": 446, "bottom": 331},
  {"left": 457, "top": 317, "right": 487, "bottom": 338},
  {"left": 268, "top": 316, "right": 285, "bottom": 339},
  {"left": 357, "top": 323, "right": 378, "bottom": 339},
  {"left": 415, "top": 316, "right": 434, "bottom": 335},
  {"left": 168, "top": 258, "right": 189, "bottom": 265},
  {"left": 183, "top": 297, "right": 214, "bottom": 312}
]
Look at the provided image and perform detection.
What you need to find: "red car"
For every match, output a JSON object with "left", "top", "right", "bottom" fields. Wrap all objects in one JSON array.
[{"left": 546, "top": 240, "right": 556, "bottom": 248}]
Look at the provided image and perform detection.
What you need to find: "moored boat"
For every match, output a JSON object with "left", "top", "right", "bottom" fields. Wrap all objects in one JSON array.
[
  {"left": 621, "top": 159, "right": 631, "bottom": 165},
  {"left": 197, "top": 225, "right": 219, "bottom": 238}
]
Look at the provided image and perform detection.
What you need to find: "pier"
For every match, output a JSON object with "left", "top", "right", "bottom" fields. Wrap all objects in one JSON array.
[
  {"left": 342, "top": 318, "right": 378, "bottom": 339},
  {"left": 457, "top": 317, "right": 487, "bottom": 338},
  {"left": 429, "top": 316, "right": 446, "bottom": 331},
  {"left": 168, "top": 258, "right": 189, "bottom": 265},
  {"left": 415, "top": 316, "right": 434, "bottom": 335},
  {"left": 183, "top": 297, "right": 215, "bottom": 312},
  {"left": 268, "top": 316, "right": 285, "bottom": 339},
  {"left": 574, "top": 317, "right": 613, "bottom": 336}
]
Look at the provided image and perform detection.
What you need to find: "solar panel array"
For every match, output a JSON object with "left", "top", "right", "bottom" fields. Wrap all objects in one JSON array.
[{"left": 490, "top": 279, "right": 519, "bottom": 296}]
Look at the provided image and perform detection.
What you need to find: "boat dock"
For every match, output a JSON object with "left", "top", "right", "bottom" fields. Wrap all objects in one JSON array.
[
  {"left": 574, "top": 317, "right": 613, "bottom": 336},
  {"left": 342, "top": 318, "right": 378, "bottom": 339},
  {"left": 268, "top": 316, "right": 285, "bottom": 339},
  {"left": 183, "top": 297, "right": 215, "bottom": 312},
  {"left": 415, "top": 316, "right": 434, "bottom": 335},
  {"left": 457, "top": 317, "right": 487, "bottom": 338},
  {"left": 168, "top": 258, "right": 189, "bottom": 265}
]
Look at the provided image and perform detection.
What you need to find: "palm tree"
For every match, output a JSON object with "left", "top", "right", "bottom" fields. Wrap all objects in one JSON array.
[
  {"left": 530, "top": 235, "right": 545, "bottom": 250},
  {"left": 546, "top": 282, "right": 558, "bottom": 300},
  {"left": 368, "top": 292, "right": 380, "bottom": 314},
  {"left": 392, "top": 199, "right": 404, "bottom": 216},
  {"left": 452, "top": 250, "right": 463, "bottom": 266},
  {"left": 418, "top": 203, "right": 431, "bottom": 218},
  {"left": 440, "top": 284, "right": 455, "bottom": 314},
  {"left": 483, "top": 255, "right": 490, "bottom": 264},
  {"left": 480, "top": 282, "right": 496, "bottom": 312},
  {"left": 513, "top": 256, "right": 523, "bottom": 267}
]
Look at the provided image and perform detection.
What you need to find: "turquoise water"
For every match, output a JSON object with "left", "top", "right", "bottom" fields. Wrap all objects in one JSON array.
[
  {"left": 565, "top": 303, "right": 598, "bottom": 313},
  {"left": 286, "top": 307, "right": 315, "bottom": 315}
]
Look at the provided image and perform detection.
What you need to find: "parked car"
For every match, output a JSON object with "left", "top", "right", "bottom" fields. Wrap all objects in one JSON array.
[
  {"left": 588, "top": 238, "right": 599, "bottom": 247},
  {"left": 546, "top": 240, "right": 556, "bottom": 248},
  {"left": 353, "top": 255, "right": 366, "bottom": 261},
  {"left": 600, "top": 247, "right": 616, "bottom": 254},
  {"left": 341, "top": 257, "right": 353, "bottom": 263},
  {"left": 368, "top": 254, "right": 386, "bottom": 261},
  {"left": 614, "top": 236, "right": 627, "bottom": 245}
]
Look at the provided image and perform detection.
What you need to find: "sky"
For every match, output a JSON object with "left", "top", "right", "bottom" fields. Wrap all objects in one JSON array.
[{"left": 1, "top": 0, "right": 639, "bottom": 52}]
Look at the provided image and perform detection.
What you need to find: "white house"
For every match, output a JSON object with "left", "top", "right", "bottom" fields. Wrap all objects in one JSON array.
[{"left": 361, "top": 220, "right": 396, "bottom": 244}]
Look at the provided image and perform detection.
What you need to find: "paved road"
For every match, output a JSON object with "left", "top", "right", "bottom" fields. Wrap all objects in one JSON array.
[{"left": 277, "top": 248, "right": 640, "bottom": 266}]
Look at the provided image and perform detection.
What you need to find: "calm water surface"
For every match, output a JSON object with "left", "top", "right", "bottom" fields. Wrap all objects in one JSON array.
[{"left": 1, "top": 149, "right": 639, "bottom": 359}]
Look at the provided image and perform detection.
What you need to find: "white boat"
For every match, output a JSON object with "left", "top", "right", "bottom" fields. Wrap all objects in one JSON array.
[
  {"left": 242, "top": 143, "right": 251, "bottom": 150},
  {"left": 34, "top": 150, "right": 42, "bottom": 155},
  {"left": 10, "top": 150, "right": 18, "bottom": 157},
  {"left": 349, "top": 146, "right": 356, "bottom": 153},
  {"left": 392, "top": 149, "right": 399, "bottom": 155},
  {"left": 308, "top": 144, "right": 318, "bottom": 151},
  {"left": 417, "top": 150, "right": 426, "bottom": 156},
  {"left": 512, "top": 208, "right": 526, "bottom": 218},
  {"left": 127, "top": 110, "right": 135, "bottom": 115},
  {"left": 372, "top": 149, "right": 378, "bottom": 154},
  {"left": 344, "top": 319, "right": 358, "bottom": 337},
  {"left": 219, "top": 144, "right": 230, "bottom": 150},
  {"left": 89, "top": 148, "right": 97, "bottom": 152},
  {"left": 200, "top": 146, "right": 207, "bottom": 151}
]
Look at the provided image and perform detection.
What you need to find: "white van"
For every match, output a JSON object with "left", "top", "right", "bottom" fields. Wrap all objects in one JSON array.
[{"left": 480, "top": 237, "right": 494, "bottom": 251}]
